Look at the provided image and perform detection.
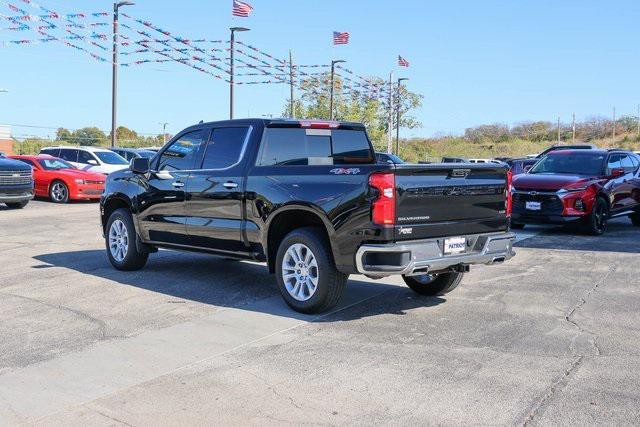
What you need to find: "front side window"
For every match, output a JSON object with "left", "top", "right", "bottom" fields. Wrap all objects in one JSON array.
[
  {"left": 158, "top": 129, "right": 207, "bottom": 171},
  {"left": 605, "top": 155, "right": 621, "bottom": 175},
  {"left": 59, "top": 149, "right": 78, "bottom": 162},
  {"left": 78, "top": 150, "right": 96, "bottom": 164},
  {"left": 200, "top": 127, "right": 248, "bottom": 169},
  {"left": 619, "top": 154, "right": 635, "bottom": 173}
]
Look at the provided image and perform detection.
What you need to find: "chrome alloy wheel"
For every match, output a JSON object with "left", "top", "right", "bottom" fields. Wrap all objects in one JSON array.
[
  {"left": 108, "top": 219, "right": 129, "bottom": 262},
  {"left": 51, "top": 182, "right": 67, "bottom": 202},
  {"left": 281, "top": 243, "right": 319, "bottom": 301}
]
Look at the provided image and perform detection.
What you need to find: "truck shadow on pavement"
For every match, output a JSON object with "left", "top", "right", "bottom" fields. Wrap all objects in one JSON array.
[
  {"left": 515, "top": 218, "right": 640, "bottom": 253},
  {"left": 34, "top": 250, "right": 445, "bottom": 322}
]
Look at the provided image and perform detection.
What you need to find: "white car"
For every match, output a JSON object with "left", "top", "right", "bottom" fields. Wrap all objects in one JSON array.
[{"left": 40, "top": 146, "right": 129, "bottom": 175}]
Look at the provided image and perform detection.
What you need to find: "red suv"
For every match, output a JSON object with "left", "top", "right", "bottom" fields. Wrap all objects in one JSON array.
[{"left": 511, "top": 149, "right": 640, "bottom": 234}]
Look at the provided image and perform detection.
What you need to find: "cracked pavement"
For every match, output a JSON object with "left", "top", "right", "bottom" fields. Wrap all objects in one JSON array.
[{"left": 1, "top": 200, "right": 639, "bottom": 425}]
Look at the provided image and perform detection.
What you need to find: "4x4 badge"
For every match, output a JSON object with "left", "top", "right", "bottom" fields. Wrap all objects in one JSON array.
[{"left": 330, "top": 168, "right": 360, "bottom": 175}]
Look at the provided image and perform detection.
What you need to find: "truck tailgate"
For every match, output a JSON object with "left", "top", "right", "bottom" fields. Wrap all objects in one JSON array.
[{"left": 394, "top": 164, "right": 508, "bottom": 240}]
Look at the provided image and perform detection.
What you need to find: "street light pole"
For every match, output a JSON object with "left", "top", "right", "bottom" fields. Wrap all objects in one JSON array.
[
  {"left": 395, "top": 77, "right": 409, "bottom": 156},
  {"left": 159, "top": 122, "right": 168, "bottom": 143},
  {"left": 229, "top": 27, "right": 250, "bottom": 120},
  {"left": 329, "top": 59, "right": 345, "bottom": 120},
  {"left": 111, "top": 1, "right": 134, "bottom": 148}
]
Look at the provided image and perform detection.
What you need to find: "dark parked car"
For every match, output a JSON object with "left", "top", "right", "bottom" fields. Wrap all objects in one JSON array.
[
  {"left": 512, "top": 149, "right": 640, "bottom": 234},
  {"left": 109, "top": 147, "right": 157, "bottom": 162},
  {"left": 0, "top": 155, "right": 33, "bottom": 208},
  {"left": 506, "top": 158, "right": 538, "bottom": 175},
  {"left": 101, "top": 119, "right": 515, "bottom": 313},
  {"left": 375, "top": 152, "right": 404, "bottom": 164}
]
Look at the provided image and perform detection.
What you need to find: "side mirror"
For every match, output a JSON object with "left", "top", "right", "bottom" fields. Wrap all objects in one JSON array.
[
  {"left": 610, "top": 167, "right": 624, "bottom": 177},
  {"left": 131, "top": 157, "right": 150, "bottom": 174},
  {"left": 87, "top": 159, "right": 98, "bottom": 166}
]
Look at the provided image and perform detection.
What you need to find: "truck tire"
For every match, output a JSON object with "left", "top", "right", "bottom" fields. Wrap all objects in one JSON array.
[
  {"left": 630, "top": 212, "right": 640, "bottom": 226},
  {"left": 402, "top": 272, "right": 464, "bottom": 296},
  {"left": 584, "top": 197, "right": 608, "bottom": 235},
  {"left": 5, "top": 201, "right": 29, "bottom": 209},
  {"left": 105, "top": 208, "right": 148, "bottom": 271},
  {"left": 275, "top": 227, "right": 347, "bottom": 314},
  {"left": 49, "top": 180, "right": 69, "bottom": 203}
]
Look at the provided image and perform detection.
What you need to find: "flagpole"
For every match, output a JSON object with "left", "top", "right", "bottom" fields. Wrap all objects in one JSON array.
[
  {"left": 289, "top": 50, "right": 295, "bottom": 118},
  {"left": 387, "top": 71, "right": 393, "bottom": 154}
]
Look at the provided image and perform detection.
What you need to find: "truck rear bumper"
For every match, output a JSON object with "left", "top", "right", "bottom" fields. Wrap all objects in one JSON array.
[{"left": 355, "top": 231, "right": 516, "bottom": 277}]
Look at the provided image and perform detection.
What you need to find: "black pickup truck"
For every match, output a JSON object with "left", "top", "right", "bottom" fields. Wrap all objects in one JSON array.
[
  {"left": 101, "top": 119, "right": 515, "bottom": 313},
  {"left": 0, "top": 155, "right": 33, "bottom": 209}
]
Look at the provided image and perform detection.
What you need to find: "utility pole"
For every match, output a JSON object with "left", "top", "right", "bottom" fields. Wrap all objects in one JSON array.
[
  {"left": 396, "top": 78, "right": 409, "bottom": 156},
  {"left": 572, "top": 113, "right": 576, "bottom": 143},
  {"left": 229, "top": 27, "right": 250, "bottom": 120},
  {"left": 612, "top": 107, "right": 616, "bottom": 139},
  {"left": 557, "top": 116, "right": 561, "bottom": 143},
  {"left": 289, "top": 50, "right": 295, "bottom": 118},
  {"left": 111, "top": 1, "right": 134, "bottom": 148},
  {"left": 329, "top": 59, "right": 346, "bottom": 120},
  {"left": 386, "top": 71, "right": 393, "bottom": 154}
]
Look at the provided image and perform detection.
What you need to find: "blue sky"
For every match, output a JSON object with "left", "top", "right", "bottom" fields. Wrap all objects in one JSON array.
[{"left": 1, "top": 0, "right": 639, "bottom": 139}]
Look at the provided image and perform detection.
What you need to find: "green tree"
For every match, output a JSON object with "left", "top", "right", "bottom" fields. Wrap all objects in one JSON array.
[
  {"left": 55, "top": 128, "right": 72, "bottom": 142},
  {"left": 71, "top": 127, "right": 106, "bottom": 146},
  {"left": 282, "top": 73, "right": 423, "bottom": 150}
]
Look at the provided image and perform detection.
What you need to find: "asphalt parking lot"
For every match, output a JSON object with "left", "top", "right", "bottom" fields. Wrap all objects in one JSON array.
[{"left": 1, "top": 200, "right": 639, "bottom": 425}]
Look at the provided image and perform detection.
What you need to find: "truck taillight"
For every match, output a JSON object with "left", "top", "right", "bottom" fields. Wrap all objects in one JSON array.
[
  {"left": 369, "top": 172, "right": 395, "bottom": 226},
  {"left": 298, "top": 120, "right": 340, "bottom": 129},
  {"left": 506, "top": 169, "right": 513, "bottom": 217}
]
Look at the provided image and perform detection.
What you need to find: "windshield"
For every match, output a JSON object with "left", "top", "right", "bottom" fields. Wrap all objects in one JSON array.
[
  {"left": 38, "top": 159, "right": 76, "bottom": 170},
  {"left": 529, "top": 153, "right": 605, "bottom": 176},
  {"left": 94, "top": 151, "right": 128, "bottom": 165},
  {"left": 137, "top": 150, "right": 156, "bottom": 159}
]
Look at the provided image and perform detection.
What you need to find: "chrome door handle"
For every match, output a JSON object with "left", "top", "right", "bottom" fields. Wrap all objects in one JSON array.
[
  {"left": 172, "top": 181, "right": 185, "bottom": 188},
  {"left": 223, "top": 181, "right": 238, "bottom": 189}
]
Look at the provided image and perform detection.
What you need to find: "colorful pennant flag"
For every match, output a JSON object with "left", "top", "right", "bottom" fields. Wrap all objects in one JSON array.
[
  {"left": 332, "top": 31, "right": 349, "bottom": 45},
  {"left": 232, "top": 0, "right": 253, "bottom": 17}
]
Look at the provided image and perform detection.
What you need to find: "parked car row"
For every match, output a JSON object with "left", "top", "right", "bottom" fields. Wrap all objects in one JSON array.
[{"left": 0, "top": 147, "right": 156, "bottom": 206}]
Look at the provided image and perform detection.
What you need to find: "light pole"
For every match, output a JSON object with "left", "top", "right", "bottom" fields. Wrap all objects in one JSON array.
[
  {"left": 159, "top": 122, "right": 168, "bottom": 143},
  {"left": 329, "top": 59, "right": 345, "bottom": 120},
  {"left": 395, "top": 77, "right": 409, "bottom": 156},
  {"left": 111, "top": 1, "right": 134, "bottom": 148},
  {"left": 229, "top": 27, "right": 250, "bottom": 120}
]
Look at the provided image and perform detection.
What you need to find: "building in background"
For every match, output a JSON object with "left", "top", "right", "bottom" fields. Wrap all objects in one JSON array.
[{"left": 0, "top": 125, "right": 13, "bottom": 155}]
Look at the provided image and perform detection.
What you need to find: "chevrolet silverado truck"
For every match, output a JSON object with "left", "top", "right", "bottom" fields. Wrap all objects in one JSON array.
[
  {"left": 100, "top": 119, "right": 516, "bottom": 313},
  {"left": 0, "top": 155, "right": 33, "bottom": 209}
]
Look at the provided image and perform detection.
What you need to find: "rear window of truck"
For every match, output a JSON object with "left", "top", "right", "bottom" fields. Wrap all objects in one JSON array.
[{"left": 257, "top": 128, "right": 373, "bottom": 166}]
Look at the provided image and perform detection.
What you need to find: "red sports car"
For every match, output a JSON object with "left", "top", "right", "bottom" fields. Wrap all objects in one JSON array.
[{"left": 10, "top": 155, "right": 106, "bottom": 203}]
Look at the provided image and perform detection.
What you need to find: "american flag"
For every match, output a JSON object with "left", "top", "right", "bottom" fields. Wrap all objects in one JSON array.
[
  {"left": 333, "top": 31, "right": 350, "bottom": 45},
  {"left": 398, "top": 55, "right": 409, "bottom": 67},
  {"left": 232, "top": 0, "right": 253, "bottom": 17}
]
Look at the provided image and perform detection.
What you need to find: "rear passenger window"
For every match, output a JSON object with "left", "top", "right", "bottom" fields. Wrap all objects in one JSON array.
[
  {"left": 59, "top": 149, "right": 78, "bottom": 162},
  {"left": 157, "top": 129, "right": 207, "bottom": 171},
  {"left": 332, "top": 130, "right": 374, "bottom": 164},
  {"left": 200, "top": 127, "right": 248, "bottom": 169},
  {"left": 606, "top": 155, "right": 621, "bottom": 175}
]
